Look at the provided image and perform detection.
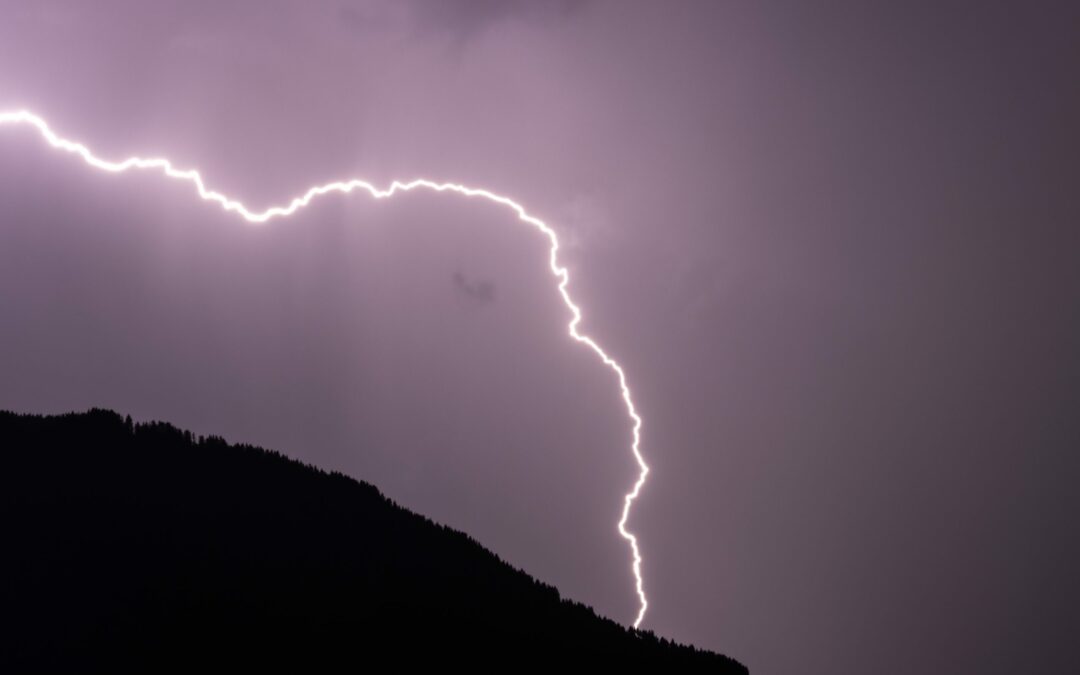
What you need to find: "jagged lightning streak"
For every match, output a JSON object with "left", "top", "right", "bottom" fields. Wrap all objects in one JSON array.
[{"left": 0, "top": 108, "right": 651, "bottom": 627}]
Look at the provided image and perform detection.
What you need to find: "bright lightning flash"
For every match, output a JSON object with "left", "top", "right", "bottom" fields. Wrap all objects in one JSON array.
[{"left": 0, "top": 109, "right": 651, "bottom": 628}]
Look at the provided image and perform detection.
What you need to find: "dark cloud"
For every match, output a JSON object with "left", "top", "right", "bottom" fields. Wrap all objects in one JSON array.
[
  {"left": 406, "top": 0, "right": 589, "bottom": 39},
  {"left": 452, "top": 270, "right": 497, "bottom": 304},
  {"left": 338, "top": 0, "right": 590, "bottom": 45}
]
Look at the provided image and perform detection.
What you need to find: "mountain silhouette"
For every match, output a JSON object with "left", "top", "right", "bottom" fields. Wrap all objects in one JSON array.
[{"left": 1, "top": 409, "right": 746, "bottom": 672}]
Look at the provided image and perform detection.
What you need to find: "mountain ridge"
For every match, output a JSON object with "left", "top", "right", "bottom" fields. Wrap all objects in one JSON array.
[{"left": 0, "top": 408, "right": 746, "bottom": 672}]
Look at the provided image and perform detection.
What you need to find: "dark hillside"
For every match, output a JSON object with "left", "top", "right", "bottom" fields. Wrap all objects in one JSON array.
[{"left": 0, "top": 409, "right": 746, "bottom": 672}]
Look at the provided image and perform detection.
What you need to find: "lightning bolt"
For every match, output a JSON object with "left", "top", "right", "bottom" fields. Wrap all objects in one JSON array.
[{"left": 0, "top": 108, "right": 651, "bottom": 627}]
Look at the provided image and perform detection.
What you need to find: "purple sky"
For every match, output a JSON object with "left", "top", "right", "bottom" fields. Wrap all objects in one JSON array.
[{"left": 1, "top": 2, "right": 1078, "bottom": 673}]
